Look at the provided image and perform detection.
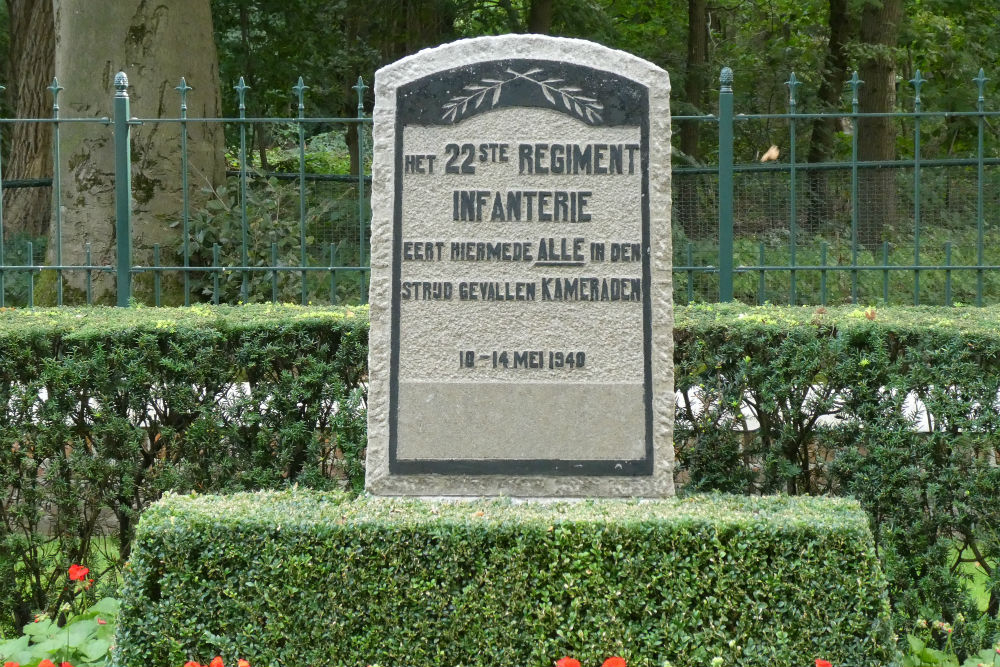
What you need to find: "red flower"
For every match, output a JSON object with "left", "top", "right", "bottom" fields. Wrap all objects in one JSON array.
[
  {"left": 38, "top": 661, "right": 55, "bottom": 667},
  {"left": 210, "top": 657, "right": 224, "bottom": 667},
  {"left": 68, "top": 564, "right": 89, "bottom": 581},
  {"left": 556, "top": 658, "right": 581, "bottom": 667},
  {"left": 816, "top": 660, "right": 833, "bottom": 667},
  {"left": 602, "top": 658, "right": 627, "bottom": 667}
]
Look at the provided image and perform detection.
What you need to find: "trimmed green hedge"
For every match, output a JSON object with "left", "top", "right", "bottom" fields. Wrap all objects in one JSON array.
[
  {"left": 674, "top": 303, "right": 1000, "bottom": 654},
  {"left": 114, "top": 490, "right": 893, "bottom": 667},
  {"left": 0, "top": 304, "right": 367, "bottom": 635}
]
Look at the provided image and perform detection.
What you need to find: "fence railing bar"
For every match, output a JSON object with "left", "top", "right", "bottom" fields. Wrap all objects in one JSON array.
[
  {"left": 737, "top": 110, "right": 1000, "bottom": 120},
  {"left": 235, "top": 77, "right": 250, "bottom": 302},
  {"left": 0, "top": 117, "right": 110, "bottom": 124},
  {"left": 975, "top": 69, "right": 988, "bottom": 307},
  {"left": 757, "top": 243, "right": 765, "bottom": 305},
  {"left": 850, "top": 72, "right": 861, "bottom": 305},
  {"left": 329, "top": 243, "right": 338, "bottom": 305},
  {"left": 224, "top": 170, "right": 373, "bottom": 183},
  {"left": 911, "top": 71, "right": 925, "bottom": 306},
  {"left": 113, "top": 73, "right": 132, "bottom": 307},
  {"left": 787, "top": 72, "right": 800, "bottom": 306},
  {"left": 718, "top": 67, "right": 735, "bottom": 302},
  {"left": 355, "top": 76, "right": 369, "bottom": 305},
  {"left": 178, "top": 77, "right": 192, "bottom": 306},
  {"left": 0, "top": 81, "right": 5, "bottom": 308},
  {"left": 130, "top": 116, "right": 373, "bottom": 124},
  {"left": 675, "top": 156, "right": 1000, "bottom": 176},
  {"left": 296, "top": 76, "right": 309, "bottom": 306}
]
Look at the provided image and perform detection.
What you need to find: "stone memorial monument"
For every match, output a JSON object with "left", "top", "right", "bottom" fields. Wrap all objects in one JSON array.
[{"left": 366, "top": 35, "right": 673, "bottom": 496}]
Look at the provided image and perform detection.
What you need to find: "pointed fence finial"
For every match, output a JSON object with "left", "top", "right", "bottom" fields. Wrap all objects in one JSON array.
[
  {"left": 720, "top": 67, "right": 734, "bottom": 93},
  {"left": 176, "top": 77, "right": 192, "bottom": 112},
  {"left": 234, "top": 77, "right": 250, "bottom": 117},
  {"left": 910, "top": 69, "right": 927, "bottom": 109},
  {"left": 114, "top": 71, "right": 129, "bottom": 97},
  {"left": 848, "top": 71, "right": 863, "bottom": 108},
  {"left": 293, "top": 76, "right": 308, "bottom": 118},
  {"left": 786, "top": 72, "right": 801, "bottom": 110},
  {"left": 48, "top": 77, "right": 64, "bottom": 114},
  {"left": 353, "top": 76, "right": 367, "bottom": 116},
  {"left": 974, "top": 68, "right": 988, "bottom": 110}
]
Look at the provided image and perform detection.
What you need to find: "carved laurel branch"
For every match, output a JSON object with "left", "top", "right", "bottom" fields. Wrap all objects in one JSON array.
[{"left": 441, "top": 68, "right": 604, "bottom": 123}]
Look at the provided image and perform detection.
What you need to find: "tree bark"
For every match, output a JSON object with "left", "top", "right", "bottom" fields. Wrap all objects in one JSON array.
[
  {"left": 677, "top": 0, "right": 708, "bottom": 238},
  {"left": 343, "top": 0, "right": 456, "bottom": 175},
  {"left": 857, "top": 0, "right": 903, "bottom": 250},
  {"left": 527, "top": 0, "right": 554, "bottom": 34},
  {"left": 50, "top": 0, "right": 225, "bottom": 304},
  {"left": 3, "top": 0, "right": 55, "bottom": 240},
  {"left": 805, "top": 0, "right": 851, "bottom": 232}
]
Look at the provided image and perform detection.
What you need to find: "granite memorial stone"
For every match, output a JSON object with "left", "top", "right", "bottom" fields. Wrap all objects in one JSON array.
[{"left": 366, "top": 35, "right": 673, "bottom": 496}]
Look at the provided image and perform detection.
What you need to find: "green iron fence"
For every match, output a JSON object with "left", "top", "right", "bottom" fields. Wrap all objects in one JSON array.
[
  {"left": 0, "top": 71, "right": 372, "bottom": 308},
  {"left": 679, "top": 67, "right": 1000, "bottom": 307},
  {"left": 1, "top": 66, "right": 1000, "bottom": 307}
]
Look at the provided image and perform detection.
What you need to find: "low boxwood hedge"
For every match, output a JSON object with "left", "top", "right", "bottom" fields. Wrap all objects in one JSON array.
[{"left": 113, "top": 490, "right": 893, "bottom": 667}]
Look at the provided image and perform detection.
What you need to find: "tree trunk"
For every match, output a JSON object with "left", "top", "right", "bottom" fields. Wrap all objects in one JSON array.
[
  {"left": 677, "top": 0, "right": 708, "bottom": 239},
  {"left": 857, "top": 0, "right": 903, "bottom": 250},
  {"left": 527, "top": 0, "right": 554, "bottom": 34},
  {"left": 3, "top": 0, "right": 55, "bottom": 240},
  {"left": 805, "top": 0, "right": 851, "bottom": 232},
  {"left": 50, "top": 0, "right": 225, "bottom": 304},
  {"left": 343, "top": 0, "right": 456, "bottom": 175}
]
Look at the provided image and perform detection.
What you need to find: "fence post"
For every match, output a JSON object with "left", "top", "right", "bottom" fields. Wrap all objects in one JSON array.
[
  {"left": 354, "top": 76, "right": 369, "bottom": 304},
  {"left": 718, "top": 67, "right": 735, "bottom": 302},
  {"left": 113, "top": 71, "right": 132, "bottom": 307}
]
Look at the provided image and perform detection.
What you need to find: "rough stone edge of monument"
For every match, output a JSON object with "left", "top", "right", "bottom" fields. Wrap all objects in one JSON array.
[{"left": 366, "top": 35, "right": 674, "bottom": 498}]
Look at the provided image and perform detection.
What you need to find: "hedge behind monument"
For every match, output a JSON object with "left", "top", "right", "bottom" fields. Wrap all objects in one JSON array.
[{"left": 113, "top": 490, "right": 893, "bottom": 667}]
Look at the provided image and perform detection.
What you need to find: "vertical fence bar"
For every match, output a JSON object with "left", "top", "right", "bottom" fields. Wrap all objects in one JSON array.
[
  {"left": 849, "top": 72, "right": 862, "bottom": 304},
  {"left": 113, "top": 72, "right": 132, "bottom": 307},
  {"left": 177, "top": 77, "right": 192, "bottom": 306},
  {"left": 882, "top": 241, "right": 890, "bottom": 304},
  {"left": 974, "top": 69, "right": 988, "bottom": 307},
  {"left": 786, "top": 73, "right": 800, "bottom": 305},
  {"left": 271, "top": 241, "right": 278, "bottom": 303},
  {"left": 295, "top": 77, "right": 309, "bottom": 306},
  {"left": 0, "top": 83, "right": 5, "bottom": 307},
  {"left": 910, "top": 71, "right": 925, "bottom": 306},
  {"left": 153, "top": 244, "right": 161, "bottom": 306},
  {"left": 944, "top": 241, "right": 952, "bottom": 306},
  {"left": 329, "top": 243, "right": 338, "bottom": 305},
  {"left": 235, "top": 77, "right": 250, "bottom": 302},
  {"left": 49, "top": 78, "right": 64, "bottom": 305},
  {"left": 757, "top": 243, "right": 766, "bottom": 305},
  {"left": 85, "top": 243, "right": 92, "bottom": 305},
  {"left": 354, "top": 76, "right": 369, "bottom": 304},
  {"left": 685, "top": 243, "right": 694, "bottom": 304},
  {"left": 820, "top": 241, "right": 828, "bottom": 306},
  {"left": 26, "top": 240, "right": 34, "bottom": 308},
  {"left": 212, "top": 243, "right": 220, "bottom": 305},
  {"left": 718, "top": 67, "right": 735, "bottom": 302}
]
